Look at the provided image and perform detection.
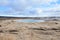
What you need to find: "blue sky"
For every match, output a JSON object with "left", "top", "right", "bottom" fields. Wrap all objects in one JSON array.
[{"left": 0, "top": 0, "right": 60, "bottom": 17}]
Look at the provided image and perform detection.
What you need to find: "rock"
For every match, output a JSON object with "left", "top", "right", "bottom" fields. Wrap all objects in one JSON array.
[{"left": 0, "top": 25, "right": 2, "bottom": 27}]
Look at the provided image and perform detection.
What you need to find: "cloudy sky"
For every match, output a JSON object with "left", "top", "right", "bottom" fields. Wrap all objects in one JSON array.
[{"left": 0, "top": 0, "right": 60, "bottom": 17}]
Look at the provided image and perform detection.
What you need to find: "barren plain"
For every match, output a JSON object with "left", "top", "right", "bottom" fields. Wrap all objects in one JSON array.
[{"left": 0, "top": 19, "right": 60, "bottom": 40}]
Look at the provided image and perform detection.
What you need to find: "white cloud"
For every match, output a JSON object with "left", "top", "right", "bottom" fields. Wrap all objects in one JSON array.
[
  {"left": 0, "top": 0, "right": 60, "bottom": 17},
  {"left": 30, "top": 0, "right": 58, "bottom": 5},
  {"left": 35, "top": 8, "right": 43, "bottom": 15}
]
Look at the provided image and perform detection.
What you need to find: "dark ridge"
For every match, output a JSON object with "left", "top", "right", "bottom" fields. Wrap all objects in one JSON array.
[
  {"left": 30, "top": 28, "right": 46, "bottom": 31},
  {"left": 50, "top": 28, "right": 60, "bottom": 30},
  {"left": 0, "top": 16, "right": 60, "bottom": 20},
  {"left": 8, "top": 30, "right": 19, "bottom": 34},
  {"left": 9, "top": 30, "right": 19, "bottom": 32},
  {"left": 30, "top": 27, "right": 60, "bottom": 31}
]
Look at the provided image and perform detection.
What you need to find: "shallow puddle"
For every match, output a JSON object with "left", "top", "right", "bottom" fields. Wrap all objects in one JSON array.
[{"left": 15, "top": 19, "right": 45, "bottom": 23}]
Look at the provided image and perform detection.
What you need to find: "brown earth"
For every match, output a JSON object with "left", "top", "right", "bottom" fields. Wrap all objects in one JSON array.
[{"left": 0, "top": 19, "right": 60, "bottom": 40}]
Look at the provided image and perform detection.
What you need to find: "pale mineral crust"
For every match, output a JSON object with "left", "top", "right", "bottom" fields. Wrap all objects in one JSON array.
[{"left": 0, "top": 20, "right": 60, "bottom": 40}]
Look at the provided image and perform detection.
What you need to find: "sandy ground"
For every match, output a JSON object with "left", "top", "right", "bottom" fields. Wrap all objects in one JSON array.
[{"left": 0, "top": 19, "right": 60, "bottom": 40}]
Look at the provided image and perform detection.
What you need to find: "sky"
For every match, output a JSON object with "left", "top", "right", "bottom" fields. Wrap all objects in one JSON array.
[{"left": 0, "top": 0, "right": 60, "bottom": 17}]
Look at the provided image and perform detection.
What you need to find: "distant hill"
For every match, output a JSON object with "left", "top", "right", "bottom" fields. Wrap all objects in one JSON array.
[{"left": 0, "top": 16, "right": 60, "bottom": 20}]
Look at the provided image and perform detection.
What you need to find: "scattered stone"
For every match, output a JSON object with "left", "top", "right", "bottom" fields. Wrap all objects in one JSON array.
[
  {"left": 0, "top": 30, "right": 3, "bottom": 33},
  {"left": 0, "top": 25, "right": 2, "bottom": 27},
  {"left": 55, "top": 22, "right": 58, "bottom": 24}
]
